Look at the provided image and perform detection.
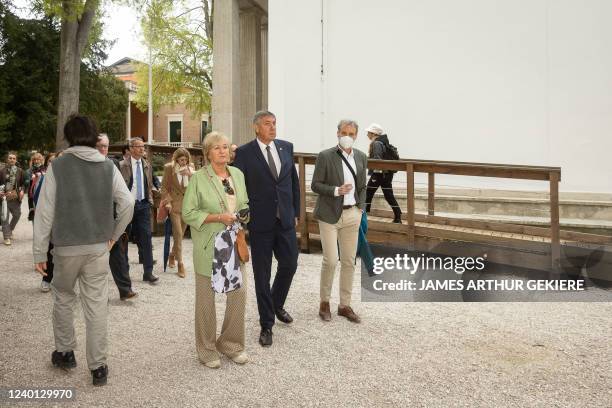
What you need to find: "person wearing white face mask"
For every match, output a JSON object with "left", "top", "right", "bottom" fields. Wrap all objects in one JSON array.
[{"left": 311, "top": 119, "right": 368, "bottom": 323}]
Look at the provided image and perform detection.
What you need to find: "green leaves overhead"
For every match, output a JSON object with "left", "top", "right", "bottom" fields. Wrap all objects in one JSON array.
[
  {"left": 0, "top": 1, "right": 127, "bottom": 155},
  {"left": 134, "top": 0, "right": 212, "bottom": 118}
]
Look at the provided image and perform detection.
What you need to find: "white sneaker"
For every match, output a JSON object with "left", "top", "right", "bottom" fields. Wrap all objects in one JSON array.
[
  {"left": 204, "top": 359, "right": 221, "bottom": 369},
  {"left": 3, "top": 239, "right": 11, "bottom": 246},
  {"left": 230, "top": 353, "right": 249, "bottom": 365},
  {"left": 41, "top": 281, "right": 51, "bottom": 293}
]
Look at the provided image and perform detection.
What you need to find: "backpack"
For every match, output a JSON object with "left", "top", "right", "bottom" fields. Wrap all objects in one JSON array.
[
  {"left": 380, "top": 139, "right": 399, "bottom": 174},
  {"left": 382, "top": 142, "right": 399, "bottom": 161}
]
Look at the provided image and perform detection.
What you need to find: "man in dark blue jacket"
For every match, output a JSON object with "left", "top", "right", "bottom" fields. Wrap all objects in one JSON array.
[{"left": 233, "top": 110, "right": 300, "bottom": 347}]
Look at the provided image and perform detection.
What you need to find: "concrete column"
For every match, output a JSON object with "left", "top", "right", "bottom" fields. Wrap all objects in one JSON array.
[
  {"left": 212, "top": 0, "right": 240, "bottom": 139},
  {"left": 238, "top": 8, "right": 262, "bottom": 146},
  {"left": 261, "top": 23, "right": 268, "bottom": 110}
]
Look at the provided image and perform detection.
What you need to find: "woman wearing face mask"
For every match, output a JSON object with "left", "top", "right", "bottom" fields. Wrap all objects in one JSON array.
[
  {"left": 364, "top": 123, "right": 402, "bottom": 223},
  {"left": 161, "top": 147, "right": 195, "bottom": 278}
]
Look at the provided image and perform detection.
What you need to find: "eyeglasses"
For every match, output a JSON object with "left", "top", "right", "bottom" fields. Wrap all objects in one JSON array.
[{"left": 221, "top": 178, "right": 235, "bottom": 195}]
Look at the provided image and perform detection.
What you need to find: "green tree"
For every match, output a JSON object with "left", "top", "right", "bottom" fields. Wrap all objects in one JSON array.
[
  {"left": 0, "top": 1, "right": 127, "bottom": 155},
  {"left": 80, "top": 70, "right": 128, "bottom": 143},
  {"left": 0, "top": 2, "right": 60, "bottom": 154},
  {"left": 134, "top": 0, "right": 212, "bottom": 119}
]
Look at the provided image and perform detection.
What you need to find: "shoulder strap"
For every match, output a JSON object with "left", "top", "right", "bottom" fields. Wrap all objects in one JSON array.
[
  {"left": 204, "top": 166, "right": 228, "bottom": 213},
  {"left": 336, "top": 149, "right": 357, "bottom": 185}
]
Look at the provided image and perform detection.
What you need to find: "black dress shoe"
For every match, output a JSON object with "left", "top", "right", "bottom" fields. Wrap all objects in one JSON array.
[
  {"left": 51, "top": 350, "right": 76, "bottom": 369},
  {"left": 259, "top": 328, "right": 273, "bottom": 347},
  {"left": 120, "top": 291, "right": 138, "bottom": 301},
  {"left": 275, "top": 308, "right": 294, "bottom": 324},
  {"left": 143, "top": 275, "right": 159, "bottom": 284},
  {"left": 91, "top": 364, "right": 108, "bottom": 386}
]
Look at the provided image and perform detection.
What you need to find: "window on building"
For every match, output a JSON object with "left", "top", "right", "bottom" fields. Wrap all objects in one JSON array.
[
  {"left": 169, "top": 120, "right": 182, "bottom": 143},
  {"left": 201, "top": 120, "right": 208, "bottom": 143}
]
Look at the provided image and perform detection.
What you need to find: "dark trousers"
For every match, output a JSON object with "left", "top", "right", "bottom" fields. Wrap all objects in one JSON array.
[
  {"left": 109, "top": 233, "right": 132, "bottom": 296},
  {"left": 250, "top": 221, "right": 299, "bottom": 329},
  {"left": 365, "top": 172, "right": 402, "bottom": 219},
  {"left": 42, "top": 242, "right": 54, "bottom": 283},
  {"left": 130, "top": 201, "right": 154, "bottom": 278}
]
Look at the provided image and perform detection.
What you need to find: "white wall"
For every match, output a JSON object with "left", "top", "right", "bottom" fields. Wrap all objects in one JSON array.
[{"left": 269, "top": 0, "right": 612, "bottom": 193}]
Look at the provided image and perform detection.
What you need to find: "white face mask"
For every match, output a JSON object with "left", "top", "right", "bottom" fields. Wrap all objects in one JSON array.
[{"left": 338, "top": 135, "right": 355, "bottom": 149}]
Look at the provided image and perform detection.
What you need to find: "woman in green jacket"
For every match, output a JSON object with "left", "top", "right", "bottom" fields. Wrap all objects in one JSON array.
[{"left": 182, "top": 131, "right": 250, "bottom": 369}]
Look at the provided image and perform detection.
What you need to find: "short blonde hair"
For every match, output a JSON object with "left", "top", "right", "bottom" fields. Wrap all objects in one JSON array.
[
  {"left": 202, "top": 131, "right": 230, "bottom": 162},
  {"left": 172, "top": 147, "right": 191, "bottom": 164},
  {"left": 31, "top": 152, "right": 44, "bottom": 162}
]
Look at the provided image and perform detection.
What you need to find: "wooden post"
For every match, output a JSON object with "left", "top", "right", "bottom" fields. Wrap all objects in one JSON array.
[
  {"left": 298, "top": 157, "right": 310, "bottom": 253},
  {"left": 549, "top": 172, "right": 561, "bottom": 272},
  {"left": 428, "top": 172, "right": 435, "bottom": 216},
  {"left": 406, "top": 164, "right": 415, "bottom": 247}
]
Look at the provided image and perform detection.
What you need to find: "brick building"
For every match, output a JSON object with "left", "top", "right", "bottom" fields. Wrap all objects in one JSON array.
[{"left": 109, "top": 57, "right": 209, "bottom": 146}]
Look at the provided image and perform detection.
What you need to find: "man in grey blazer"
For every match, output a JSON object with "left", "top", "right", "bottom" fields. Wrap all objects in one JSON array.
[{"left": 311, "top": 119, "right": 367, "bottom": 323}]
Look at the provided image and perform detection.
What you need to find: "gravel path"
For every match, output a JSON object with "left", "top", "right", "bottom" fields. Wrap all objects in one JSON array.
[{"left": 1, "top": 201, "right": 611, "bottom": 407}]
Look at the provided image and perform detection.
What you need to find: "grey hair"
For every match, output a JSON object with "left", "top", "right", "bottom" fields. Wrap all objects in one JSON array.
[
  {"left": 98, "top": 133, "right": 109, "bottom": 142},
  {"left": 252, "top": 110, "right": 276, "bottom": 125},
  {"left": 337, "top": 119, "right": 359, "bottom": 133},
  {"left": 129, "top": 137, "right": 144, "bottom": 146}
]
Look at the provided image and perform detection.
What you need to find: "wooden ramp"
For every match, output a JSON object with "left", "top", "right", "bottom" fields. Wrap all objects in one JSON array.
[{"left": 294, "top": 153, "right": 612, "bottom": 279}]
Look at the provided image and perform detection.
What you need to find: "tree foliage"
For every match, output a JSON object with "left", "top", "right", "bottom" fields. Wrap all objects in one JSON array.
[
  {"left": 133, "top": 0, "right": 212, "bottom": 119},
  {"left": 0, "top": 1, "right": 127, "bottom": 156}
]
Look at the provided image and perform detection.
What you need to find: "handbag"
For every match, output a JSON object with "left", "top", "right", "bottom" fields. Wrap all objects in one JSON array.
[
  {"left": 157, "top": 198, "right": 170, "bottom": 222},
  {"left": 235, "top": 229, "right": 249, "bottom": 263},
  {"left": 1, "top": 197, "right": 7, "bottom": 223},
  {"left": 211, "top": 225, "right": 242, "bottom": 293}
]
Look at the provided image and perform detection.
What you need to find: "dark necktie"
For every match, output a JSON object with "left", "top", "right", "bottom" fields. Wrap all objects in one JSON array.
[{"left": 266, "top": 146, "right": 278, "bottom": 180}]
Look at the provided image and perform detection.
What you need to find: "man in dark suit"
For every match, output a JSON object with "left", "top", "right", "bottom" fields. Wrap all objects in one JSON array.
[
  {"left": 311, "top": 119, "right": 367, "bottom": 323},
  {"left": 119, "top": 137, "right": 159, "bottom": 285},
  {"left": 233, "top": 110, "right": 300, "bottom": 347},
  {"left": 97, "top": 134, "right": 137, "bottom": 300}
]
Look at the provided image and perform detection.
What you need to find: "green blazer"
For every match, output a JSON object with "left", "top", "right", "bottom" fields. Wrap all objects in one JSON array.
[
  {"left": 311, "top": 146, "right": 368, "bottom": 224},
  {"left": 182, "top": 165, "right": 249, "bottom": 277}
]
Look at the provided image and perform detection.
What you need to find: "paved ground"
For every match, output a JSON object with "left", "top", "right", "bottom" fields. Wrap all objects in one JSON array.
[{"left": 1, "top": 201, "right": 611, "bottom": 407}]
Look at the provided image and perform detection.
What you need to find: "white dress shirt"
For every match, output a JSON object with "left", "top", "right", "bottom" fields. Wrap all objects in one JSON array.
[
  {"left": 130, "top": 157, "right": 145, "bottom": 201},
  {"left": 256, "top": 138, "right": 282, "bottom": 176},
  {"left": 334, "top": 147, "right": 357, "bottom": 206}
]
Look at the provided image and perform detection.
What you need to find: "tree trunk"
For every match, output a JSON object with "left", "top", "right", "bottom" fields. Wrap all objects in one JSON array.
[{"left": 55, "top": 0, "right": 100, "bottom": 150}]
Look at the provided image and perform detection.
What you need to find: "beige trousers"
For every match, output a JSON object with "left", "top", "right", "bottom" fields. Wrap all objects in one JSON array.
[
  {"left": 195, "top": 271, "right": 246, "bottom": 364},
  {"left": 51, "top": 250, "right": 109, "bottom": 370},
  {"left": 318, "top": 206, "right": 361, "bottom": 307},
  {"left": 170, "top": 212, "right": 188, "bottom": 263}
]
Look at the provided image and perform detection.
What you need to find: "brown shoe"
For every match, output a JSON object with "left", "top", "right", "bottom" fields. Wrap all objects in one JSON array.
[
  {"left": 168, "top": 254, "right": 176, "bottom": 269},
  {"left": 338, "top": 305, "right": 361, "bottom": 323},
  {"left": 120, "top": 291, "right": 138, "bottom": 301},
  {"left": 177, "top": 262, "right": 185, "bottom": 278},
  {"left": 319, "top": 301, "right": 331, "bottom": 321}
]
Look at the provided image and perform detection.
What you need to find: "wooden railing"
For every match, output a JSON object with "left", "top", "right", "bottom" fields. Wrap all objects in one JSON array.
[
  {"left": 294, "top": 153, "right": 565, "bottom": 270},
  {"left": 108, "top": 144, "right": 611, "bottom": 271}
]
